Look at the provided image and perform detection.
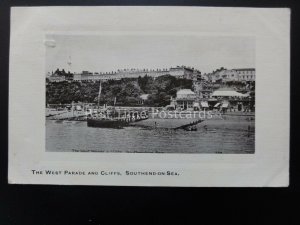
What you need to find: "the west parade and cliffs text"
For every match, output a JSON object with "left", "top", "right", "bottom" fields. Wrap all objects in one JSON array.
[{"left": 31, "top": 170, "right": 180, "bottom": 176}]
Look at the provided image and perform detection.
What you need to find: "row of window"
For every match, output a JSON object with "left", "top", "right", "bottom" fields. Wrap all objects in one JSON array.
[
  {"left": 237, "top": 71, "right": 255, "bottom": 74},
  {"left": 213, "top": 75, "right": 255, "bottom": 79}
]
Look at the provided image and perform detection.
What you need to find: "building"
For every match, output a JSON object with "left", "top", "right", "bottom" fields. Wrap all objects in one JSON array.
[
  {"left": 70, "top": 66, "right": 200, "bottom": 82},
  {"left": 211, "top": 88, "right": 252, "bottom": 111},
  {"left": 208, "top": 69, "right": 239, "bottom": 83},
  {"left": 219, "top": 69, "right": 240, "bottom": 82},
  {"left": 171, "top": 89, "right": 197, "bottom": 110},
  {"left": 208, "top": 68, "right": 255, "bottom": 83},
  {"left": 233, "top": 68, "right": 255, "bottom": 81},
  {"left": 169, "top": 66, "right": 200, "bottom": 79},
  {"left": 139, "top": 94, "right": 150, "bottom": 104},
  {"left": 211, "top": 89, "right": 248, "bottom": 99},
  {"left": 47, "top": 69, "right": 73, "bottom": 82},
  {"left": 201, "top": 73, "right": 210, "bottom": 81},
  {"left": 193, "top": 79, "right": 213, "bottom": 99},
  {"left": 48, "top": 75, "right": 66, "bottom": 82},
  {"left": 168, "top": 87, "right": 254, "bottom": 111}
]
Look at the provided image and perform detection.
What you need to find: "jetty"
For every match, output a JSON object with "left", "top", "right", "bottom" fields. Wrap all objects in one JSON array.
[
  {"left": 130, "top": 118, "right": 204, "bottom": 131},
  {"left": 174, "top": 119, "right": 204, "bottom": 130},
  {"left": 46, "top": 110, "right": 87, "bottom": 121}
]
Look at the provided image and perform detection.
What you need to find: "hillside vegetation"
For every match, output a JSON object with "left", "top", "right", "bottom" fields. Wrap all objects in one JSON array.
[{"left": 46, "top": 75, "right": 193, "bottom": 107}]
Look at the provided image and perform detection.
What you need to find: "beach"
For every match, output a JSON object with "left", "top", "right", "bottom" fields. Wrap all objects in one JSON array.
[{"left": 46, "top": 114, "right": 254, "bottom": 154}]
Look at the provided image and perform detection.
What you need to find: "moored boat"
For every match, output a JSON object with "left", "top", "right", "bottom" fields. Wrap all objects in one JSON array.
[
  {"left": 87, "top": 116, "right": 149, "bottom": 128},
  {"left": 87, "top": 118, "right": 128, "bottom": 129},
  {"left": 87, "top": 81, "right": 149, "bottom": 128}
]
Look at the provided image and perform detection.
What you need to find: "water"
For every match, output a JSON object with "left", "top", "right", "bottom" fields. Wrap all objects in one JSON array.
[{"left": 46, "top": 117, "right": 255, "bottom": 154}]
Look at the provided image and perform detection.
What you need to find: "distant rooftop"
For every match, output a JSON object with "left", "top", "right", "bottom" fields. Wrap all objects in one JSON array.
[
  {"left": 212, "top": 89, "right": 248, "bottom": 97},
  {"left": 177, "top": 89, "right": 195, "bottom": 95},
  {"left": 233, "top": 68, "right": 255, "bottom": 71},
  {"left": 140, "top": 94, "right": 150, "bottom": 100}
]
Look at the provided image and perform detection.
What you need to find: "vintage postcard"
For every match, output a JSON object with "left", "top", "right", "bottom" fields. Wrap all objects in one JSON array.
[
  {"left": 9, "top": 7, "right": 290, "bottom": 186},
  {"left": 45, "top": 34, "right": 255, "bottom": 154}
]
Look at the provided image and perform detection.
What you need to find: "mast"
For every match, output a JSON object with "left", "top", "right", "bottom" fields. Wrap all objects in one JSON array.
[
  {"left": 97, "top": 81, "right": 102, "bottom": 107},
  {"left": 114, "top": 97, "right": 116, "bottom": 106},
  {"left": 67, "top": 56, "right": 72, "bottom": 71}
]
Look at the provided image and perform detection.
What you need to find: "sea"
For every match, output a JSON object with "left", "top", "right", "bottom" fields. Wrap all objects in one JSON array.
[{"left": 46, "top": 116, "right": 255, "bottom": 154}]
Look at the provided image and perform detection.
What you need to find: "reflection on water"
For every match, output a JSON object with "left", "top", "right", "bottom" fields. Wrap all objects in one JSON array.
[{"left": 46, "top": 117, "right": 254, "bottom": 154}]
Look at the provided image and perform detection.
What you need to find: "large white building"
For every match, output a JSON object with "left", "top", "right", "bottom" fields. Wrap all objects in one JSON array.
[
  {"left": 72, "top": 66, "right": 200, "bottom": 82},
  {"left": 48, "top": 75, "right": 66, "bottom": 82},
  {"left": 208, "top": 68, "right": 255, "bottom": 83},
  {"left": 233, "top": 68, "right": 255, "bottom": 81},
  {"left": 209, "top": 69, "right": 239, "bottom": 83}
]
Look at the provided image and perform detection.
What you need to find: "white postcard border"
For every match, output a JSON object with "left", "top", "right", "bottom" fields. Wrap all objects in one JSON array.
[{"left": 9, "top": 7, "right": 290, "bottom": 186}]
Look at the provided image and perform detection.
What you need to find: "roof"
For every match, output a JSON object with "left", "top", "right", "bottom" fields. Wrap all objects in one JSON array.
[
  {"left": 222, "top": 103, "right": 229, "bottom": 108},
  {"left": 140, "top": 94, "right": 150, "bottom": 100},
  {"left": 212, "top": 90, "right": 248, "bottom": 97},
  {"left": 166, "top": 105, "right": 176, "bottom": 108},
  {"left": 200, "top": 101, "right": 209, "bottom": 107},
  {"left": 233, "top": 68, "right": 255, "bottom": 71},
  {"left": 176, "top": 89, "right": 195, "bottom": 95}
]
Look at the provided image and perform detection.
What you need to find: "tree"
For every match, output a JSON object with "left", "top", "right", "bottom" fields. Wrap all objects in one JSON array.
[{"left": 54, "top": 68, "right": 61, "bottom": 75}]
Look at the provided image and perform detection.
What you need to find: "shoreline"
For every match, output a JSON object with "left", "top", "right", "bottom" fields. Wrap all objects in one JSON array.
[{"left": 46, "top": 107, "right": 254, "bottom": 121}]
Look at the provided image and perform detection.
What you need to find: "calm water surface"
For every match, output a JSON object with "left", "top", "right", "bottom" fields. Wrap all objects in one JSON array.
[{"left": 46, "top": 117, "right": 255, "bottom": 154}]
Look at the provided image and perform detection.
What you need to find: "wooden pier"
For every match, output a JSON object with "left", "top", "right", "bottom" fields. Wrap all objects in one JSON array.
[{"left": 131, "top": 118, "right": 204, "bottom": 130}]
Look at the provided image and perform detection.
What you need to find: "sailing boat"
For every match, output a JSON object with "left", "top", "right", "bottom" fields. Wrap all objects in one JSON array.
[
  {"left": 87, "top": 81, "right": 128, "bottom": 128},
  {"left": 87, "top": 80, "right": 149, "bottom": 128}
]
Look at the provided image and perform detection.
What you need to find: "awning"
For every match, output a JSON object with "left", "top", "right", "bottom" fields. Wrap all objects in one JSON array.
[
  {"left": 193, "top": 102, "right": 200, "bottom": 108},
  {"left": 221, "top": 103, "right": 229, "bottom": 108},
  {"left": 140, "top": 94, "right": 150, "bottom": 100},
  {"left": 212, "top": 90, "right": 248, "bottom": 97},
  {"left": 200, "top": 101, "right": 209, "bottom": 108},
  {"left": 214, "top": 103, "right": 221, "bottom": 107},
  {"left": 166, "top": 105, "right": 175, "bottom": 109}
]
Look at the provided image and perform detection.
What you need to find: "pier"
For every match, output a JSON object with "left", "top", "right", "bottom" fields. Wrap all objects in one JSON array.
[
  {"left": 174, "top": 119, "right": 204, "bottom": 131},
  {"left": 46, "top": 109, "right": 87, "bottom": 121},
  {"left": 131, "top": 117, "right": 204, "bottom": 131}
]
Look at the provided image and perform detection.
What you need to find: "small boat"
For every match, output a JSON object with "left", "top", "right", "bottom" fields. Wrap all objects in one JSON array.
[
  {"left": 191, "top": 125, "right": 197, "bottom": 131},
  {"left": 183, "top": 125, "right": 198, "bottom": 131}
]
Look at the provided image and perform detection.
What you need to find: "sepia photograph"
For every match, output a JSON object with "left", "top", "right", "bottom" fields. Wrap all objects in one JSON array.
[{"left": 45, "top": 34, "right": 255, "bottom": 154}]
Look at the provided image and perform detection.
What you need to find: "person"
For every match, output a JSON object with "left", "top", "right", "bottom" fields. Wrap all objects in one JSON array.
[
  {"left": 247, "top": 125, "right": 251, "bottom": 137},
  {"left": 222, "top": 107, "right": 226, "bottom": 114},
  {"left": 191, "top": 125, "right": 197, "bottom": 131}
]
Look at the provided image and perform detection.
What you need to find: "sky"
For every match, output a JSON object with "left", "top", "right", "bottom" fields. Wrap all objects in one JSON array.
[{"left": 45, "top": 34, "right": 255, "bottom": 74}]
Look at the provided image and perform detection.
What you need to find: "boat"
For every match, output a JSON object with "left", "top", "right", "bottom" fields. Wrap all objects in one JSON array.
[
  {"left": 87, "top": 114, "right": 149, "bottom": 129},
  {"left": 87, "top": 81, "right": 149, "bottom": 128},
  {"left": 87, "top": 118, "right": 128, "bottom": 129}
]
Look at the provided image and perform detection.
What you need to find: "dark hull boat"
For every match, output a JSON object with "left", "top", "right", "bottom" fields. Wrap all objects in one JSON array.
[
  {"left": 87, "top": 117, "right": 149, "bottom": 129},
  {"left": 87, "top": 118, "right": 128, "bottom": 129},
  {"left": 88, "top": 81, "right": 149, "bottom": 129}
]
